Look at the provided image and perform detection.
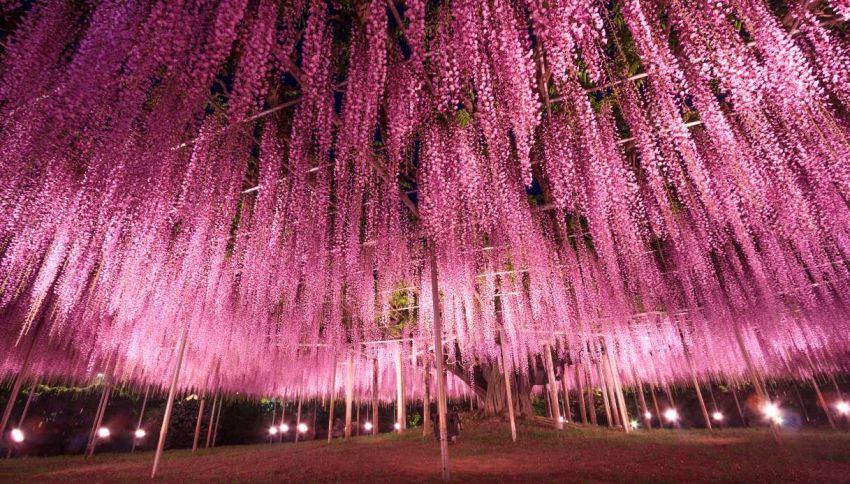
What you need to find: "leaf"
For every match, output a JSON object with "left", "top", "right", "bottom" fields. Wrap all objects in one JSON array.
[{"left": 455, "top": 108, "right": 471, "bottom": 128}]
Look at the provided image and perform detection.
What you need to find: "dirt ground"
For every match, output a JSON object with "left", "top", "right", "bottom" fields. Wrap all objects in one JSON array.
[{"left": 2, "top": 417, "right": 850, "bottom": 483}]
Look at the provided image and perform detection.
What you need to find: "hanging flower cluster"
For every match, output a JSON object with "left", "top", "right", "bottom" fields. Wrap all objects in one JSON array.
[{"left": 1, "top": 0, "right": 849, "bottom": 399}]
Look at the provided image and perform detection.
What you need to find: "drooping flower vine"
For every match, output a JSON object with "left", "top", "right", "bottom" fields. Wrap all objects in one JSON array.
[{"left": 0, "top": 0, "right": 849, "bottom": 399}]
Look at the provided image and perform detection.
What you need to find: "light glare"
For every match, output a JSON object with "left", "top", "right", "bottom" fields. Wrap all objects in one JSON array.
[
  {"left": 10, "top": 428, "right": 24, "bottom": 443},
  {"left": 363, "top": 422, "right": 373, "bottom": 431},
  {"left": 712, "top": 411, "right": 723, "bottom": 421},
  {"left": 269, "top": 426, "right": 278, "bottom": 435},
  {"left": 97, "top": 427, "right": 110, "bottom": 438},
  {"left": 280, "top": 423, "right": 289, "bottom": 432},
  {"left": 297, "top": 423, "right": 308, "bottom": 433},
  {"left": 663, "top": 409, "right": 679, "bottom": 421},
  {"left": 135, "top": 428, "right": 146, "bottom": 438},
  {"left": 762, "top": 403, "right": 780, "bottom": 419},
  {"left": 394, "top": 422, "right": 401, "bottom": 430},
  {"left": 836, "top": 401, "right": 850, "bottom": 415},
  {"left": 644, "top": 411, "right": 652, "bottom": 419}
]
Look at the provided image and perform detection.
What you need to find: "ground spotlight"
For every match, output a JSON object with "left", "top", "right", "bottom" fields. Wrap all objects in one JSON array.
[
  {"left": 558, "top": 416, "right": 565, "bottom": 423},
  {"left": 297, "top": 423, "right": 308, "bottom": 433},
  {"left": 712, "top": 411, "right": 723, "bottom": 421},
  {"left": 664, "top": 409, "right": 679, "bottom": 422},
  {"left": 134, "top": 428, "right": 146, "bottom": 438},
  {"left": 279, "top": 423, "right": 289, "bottom": 433},
  {"left": 630, "top": 420, "right": 639, "bottom": 429},
  {"left": 644, "top": 411, "right": 652, "bottom": 420},
  {"left": 364, "top": 422, "right": 373, "bottom": 431},
  {"left": 836, "top": 401, "right": 850, "bottom": 415},
  {"left": 762, "top": 403, "right": 780, "bottom": 419},
  {"left": 269, "top": 426, "right": 279, "bottom": 435},
  {"left": 394, "top": 422, "right": 402, "bottom": 430},
  {"left": 97, "top": 427, "right": 110, "bottom": 438},
  {"left": 10, "top": 428, "right": 24, "bottom": 443}
]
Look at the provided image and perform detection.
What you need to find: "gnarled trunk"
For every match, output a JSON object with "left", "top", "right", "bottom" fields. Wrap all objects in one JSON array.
[{"left": 449, "top": 362, "right": 533, "bottom": 418}]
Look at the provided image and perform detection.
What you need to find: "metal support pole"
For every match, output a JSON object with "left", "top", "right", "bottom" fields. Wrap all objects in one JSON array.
[
  {"left": 731, "top": 385, "right": 746, "bottom": 426},
  {"left": 686, "top": 360, "right": 712, "bottom": 431},
  {"left": 0, "top": 328, "right": 40, "bottom": 439},
  {"left": 131, "top": 385, "right": 150, "bottom": 453},
  {"left": 192, "top": 390, "right": 206, "bottom": 452},
  {"left": 279, "top": 401, "right": 287, "bottom": 442},
  {"left": 395, "top": 345, "right": 406, "bottom": 432},
  {"left": 811, "top": 374, "right": 836, "bottom": 429},
  {"left": 86, "top": 378, "right": 111, "bottom": 458},
  {"left": 295, "top": 397, "right": 302, "bottom": 444},
  {"left": 636, "top": 378, "right": 651, "bottom": 429},
  {"left": 371, "top": 359, "right": 379, "bottom": 436},
  {"left": 151, "top": 324, "right": 189, "bottom": 478},
  {"left": 205, "top": 393, "right": 218, "bottom": 448},
  {"left": 423, "top": 355, "right": 433, "bottom": 436},
  {"left": 651, "top": 385, "right": 664, "bottom": 428},
  {"left": 327, "top": 356, "right": 337, "bottom": 444},
  {"left": 212, "top": 396, "right": 223, "bottom": 447},
  {"left": 6, "top": 380, "right": 37, "bottom": 458},
  {"left": 345, "top": 352, "right": 354, "bottom": 439}
]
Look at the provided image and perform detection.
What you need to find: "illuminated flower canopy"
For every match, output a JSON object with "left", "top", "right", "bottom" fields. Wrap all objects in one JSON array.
[{"left": 0, "top": 0, "right": 849, "bottom": 399}]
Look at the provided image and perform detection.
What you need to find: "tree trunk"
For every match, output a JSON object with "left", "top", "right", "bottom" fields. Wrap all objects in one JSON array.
[{"left": 447, "top": 360, "right": 534, "bottom": 419}]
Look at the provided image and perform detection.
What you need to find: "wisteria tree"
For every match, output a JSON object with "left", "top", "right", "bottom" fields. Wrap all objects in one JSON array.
[{"left": 0, "top": 0, "right": 849, "bottom": 423}]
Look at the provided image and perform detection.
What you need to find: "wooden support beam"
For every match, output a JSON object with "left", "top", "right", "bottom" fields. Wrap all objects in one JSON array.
[
  {"left": 430, "top": 250, "right": 450, "bottom": 482},
  {"left": 586, "top": 365, "right": 598, "bottom": 426},
  {"left": 597, "top": 362, "right": 615, "bottom": 427},
  {"left": 561, "top": 364, "right": 572, "bottom": 422},
  {"left": 498, "top": 327, "right": 518, "bottom": 442},
  {"left": 605, "top": 351, "right": 630, "bottom": 433},
  {"left": 543, "top": 343, "right": 563, "bottom": 429},
  {"left": 575, "top": 364, "right": 587, "bottom": 424}
]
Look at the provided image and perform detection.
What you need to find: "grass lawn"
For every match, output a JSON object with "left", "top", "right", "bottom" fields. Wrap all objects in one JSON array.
[{"left": 2, "top": 417, "right": 849, "bottom": 482}]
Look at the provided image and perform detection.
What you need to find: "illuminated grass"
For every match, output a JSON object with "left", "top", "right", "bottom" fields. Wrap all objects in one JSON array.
[{"left": 1, "top": 418, "right": 849, "bottom": 482}]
